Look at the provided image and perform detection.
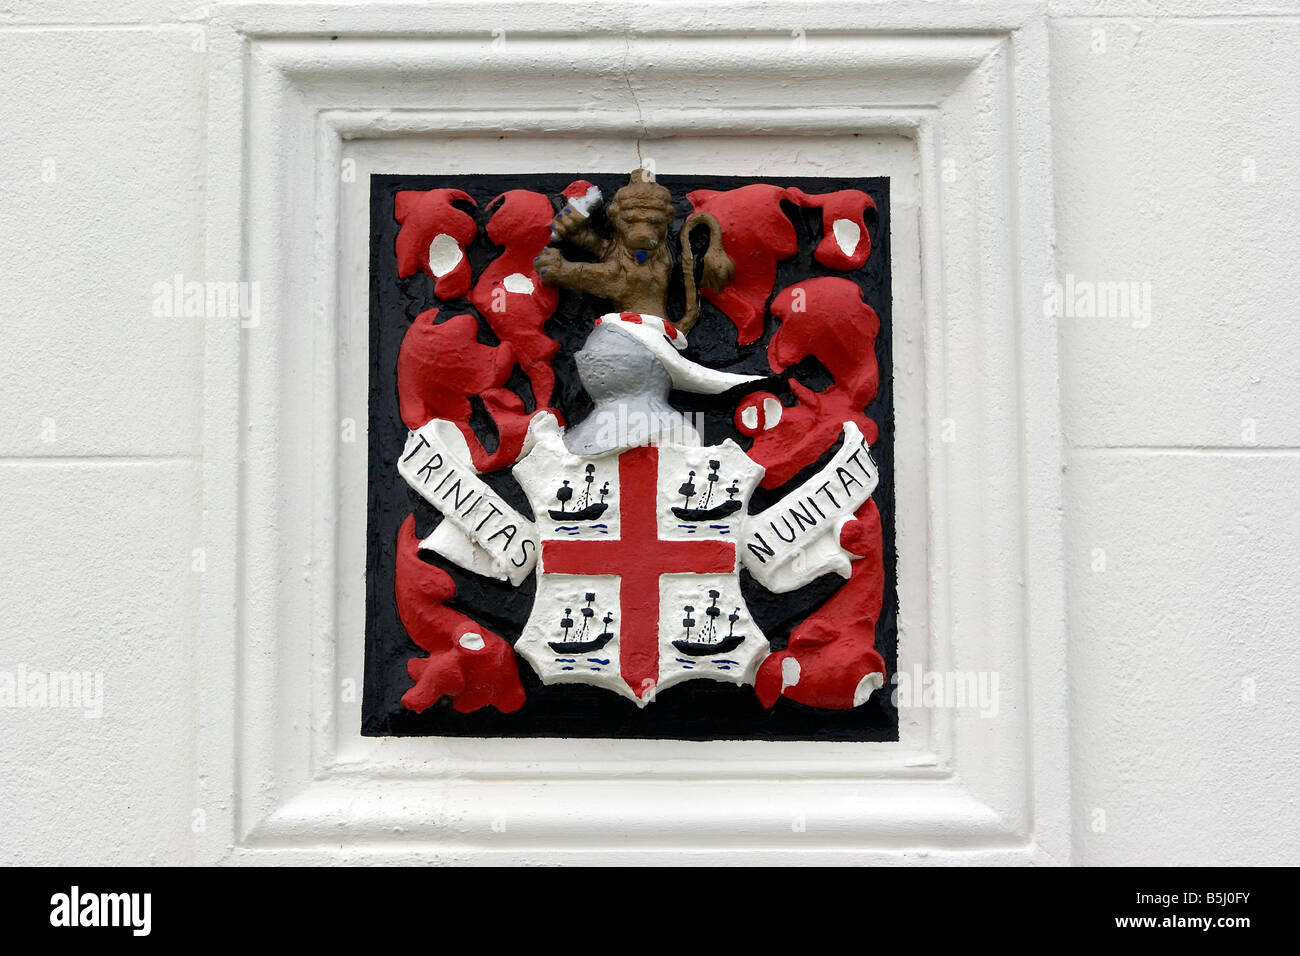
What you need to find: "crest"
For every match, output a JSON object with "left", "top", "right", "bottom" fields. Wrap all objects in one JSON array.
[{"left": 365, "top": 171, "right": 896, "bottom": 740}]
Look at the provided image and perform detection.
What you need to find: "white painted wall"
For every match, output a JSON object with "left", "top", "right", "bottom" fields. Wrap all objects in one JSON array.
[
  {"left": 0, "top": 0, "right": 1296, "bottom": 865},
  {"left": 1053, "top": 6, "right": 1300, "bottom": 865}
]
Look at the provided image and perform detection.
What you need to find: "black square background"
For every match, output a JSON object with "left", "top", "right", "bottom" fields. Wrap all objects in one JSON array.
[{"left": 363, "top": 172, "right": 897, "bottom": 741}]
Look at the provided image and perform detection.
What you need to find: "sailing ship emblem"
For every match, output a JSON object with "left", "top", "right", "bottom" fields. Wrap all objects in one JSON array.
[
  {"left": 548, "top": 591, "right": 616, "bottom": 653},
  {"left": 672, "top": 589, "right": 745, "bottom": 656},
  {"left": 672, "top": 459, "right": 743, "bottom": 521},
  {"left": 549, "top": 463, "right": 610, "bottom": 521}
]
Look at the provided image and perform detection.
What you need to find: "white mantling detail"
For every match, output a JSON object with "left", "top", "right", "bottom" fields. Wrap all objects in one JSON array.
[
  {"left": 832, "top": 217, "right": 861, "bottom": 257},
  {"left": 502, "top": 272, "right": 534, "bottom": 294},
  {"left": 426, "top": 232, "right": 463, "bottom": 276}
]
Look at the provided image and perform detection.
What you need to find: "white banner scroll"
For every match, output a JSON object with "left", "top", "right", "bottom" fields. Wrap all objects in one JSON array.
[
  {"left": 739, "top": 421, "right": 879, "bottom": 593},
  {"left": 398, "top": 419, "right": 539, "bottom": 585}
]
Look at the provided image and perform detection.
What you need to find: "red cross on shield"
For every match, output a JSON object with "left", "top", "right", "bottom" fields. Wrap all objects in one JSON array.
[{"left": 541, "top": 445, "right": 737, "bottom": 698}]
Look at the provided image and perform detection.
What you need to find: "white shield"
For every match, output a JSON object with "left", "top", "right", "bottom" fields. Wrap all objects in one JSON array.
[{"left": 512, "top": 417, "right": 767, "bottom": 705}]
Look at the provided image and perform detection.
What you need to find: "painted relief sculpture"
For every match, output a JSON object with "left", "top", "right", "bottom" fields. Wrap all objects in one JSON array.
[{"left": 368, "top": 169, "right": 892, "bottom": 737}]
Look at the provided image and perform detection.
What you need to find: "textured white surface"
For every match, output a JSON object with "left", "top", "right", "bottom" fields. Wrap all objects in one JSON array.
[
  {"left": 1066, "top": 452, "right": 1300, "bottom": 864},
  {"left": 0, "top": 461, "right": 200, "bottom": 864},
  {"left": 0, "top": 0, "right": 1295, "bottom": 865},
  {"left": 0, "top": 28, "right": 204, "bottom": 456},
  {"left": 1053, "top": 17, "right": 1300, "bottom": 449},
  {"left": 1051, "top": 11, "right": 1300, "bottom": 864},
  {"left": 0, "top": 21, "right": 205, "bottom": 866}
]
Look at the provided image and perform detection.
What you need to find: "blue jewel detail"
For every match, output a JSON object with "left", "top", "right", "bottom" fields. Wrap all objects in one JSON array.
[{"left": 635, "top": 250, "right": 648, "bottom": 263}]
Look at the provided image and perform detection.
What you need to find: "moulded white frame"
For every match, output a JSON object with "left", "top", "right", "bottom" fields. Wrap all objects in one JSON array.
[{"left": 201, "top": 0, "right": 1068, "bottom": 864}]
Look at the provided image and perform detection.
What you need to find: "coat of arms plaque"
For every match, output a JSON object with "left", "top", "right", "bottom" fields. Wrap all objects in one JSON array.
[{"left": 364, "top": 170, "right": 896, "bottom": 741}]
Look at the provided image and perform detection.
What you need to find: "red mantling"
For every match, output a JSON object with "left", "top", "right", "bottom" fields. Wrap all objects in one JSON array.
[
  {"left": 755, "top": 498, "right": 886, "bottom": 710},
  {"left": 469, "top": 189, "right": 562, "bottom": 411},
  {"left": 395, "top": 516, "right": 526, "bottom": 714},
  {"left": 396, "top": 308, "right": 535, "bottom": 472},
  {"left": 394, "top": 188, "right": 477, "bottom": 299},
  {"left": 685, "top": 184, "right": 876, "bottom": 345},
  {"left": 734, "top": 278, "right": 881, "bottom": 488}
]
